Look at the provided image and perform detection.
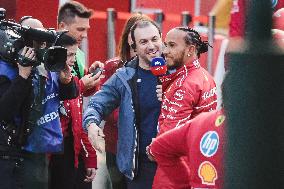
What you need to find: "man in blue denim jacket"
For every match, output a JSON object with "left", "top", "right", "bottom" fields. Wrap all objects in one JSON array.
[{"left": 83, "top": 20, "right": 163, "bottom": 189}]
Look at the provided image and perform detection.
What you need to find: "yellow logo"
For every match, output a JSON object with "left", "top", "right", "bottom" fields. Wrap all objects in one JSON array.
[
  {"left": 215, "top": 115, "right": 225, "bottom": 127},
  {"left": 198, "top": 161, "right": 218, "bottom": 186}
]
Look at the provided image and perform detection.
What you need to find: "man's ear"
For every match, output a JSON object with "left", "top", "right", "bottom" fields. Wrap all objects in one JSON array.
[
  {"left": 187, "top": 45, "right": 196, "bottom": 55},
  {"left": 58, "top": 22, "right": 67, "bottom": 30},
  {"left": 128, "top": 34, "right": 136, "bottom": 51},
  {"left": 184, "top": 44, "right": 195, "bottom": 58}
]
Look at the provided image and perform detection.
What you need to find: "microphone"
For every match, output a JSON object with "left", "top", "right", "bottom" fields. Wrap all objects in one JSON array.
[{"left": 150, "top": 57, "right": 167, "bottom": 77}]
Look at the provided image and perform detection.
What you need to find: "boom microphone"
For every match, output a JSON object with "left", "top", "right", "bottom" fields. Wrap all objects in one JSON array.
[{"left": 150, "top": 57, "right": 167, "bottom": 76}]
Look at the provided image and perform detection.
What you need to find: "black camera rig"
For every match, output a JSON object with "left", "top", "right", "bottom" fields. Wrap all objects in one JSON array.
[{"left": 0, "top": 8, "right": 67, "bottom": 72}]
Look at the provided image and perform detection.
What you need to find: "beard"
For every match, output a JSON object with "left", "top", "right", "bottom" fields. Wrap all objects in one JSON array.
[
  {"left": 167, "top": 51, "right": 185, "bottom": 70},
  {"left": 167, "top": 60, "right": 183, "bottom": 70}
]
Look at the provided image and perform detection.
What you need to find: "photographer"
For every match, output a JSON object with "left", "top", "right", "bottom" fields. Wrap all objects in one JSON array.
[
  {"left": 49, "top": 31, "right": 99, "bottom": 189},
  {"left": 0, "top": 18, "right": 78, "bottom": 189}
]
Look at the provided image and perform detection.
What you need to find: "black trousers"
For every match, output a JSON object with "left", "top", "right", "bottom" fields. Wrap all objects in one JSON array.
[
  {"left": 48, "top": 136, "right": 91, "bottom": 189},
  {"left": 106, "top": 152, "right": 127, "bottom": 189},
  {"left": 126, "top": 154, "right": 157, "bottom": 189},
  {"left": 0, "top": 153, "right": 48, "bottom": 189},
  {"left": 0, "top": 157, "right": 23, "bottom": 189}
]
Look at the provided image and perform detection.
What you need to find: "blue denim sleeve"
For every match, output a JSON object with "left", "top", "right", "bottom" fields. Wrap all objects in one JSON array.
[{"left": 83, "top": 74, "right": 121, "bottom": 131}]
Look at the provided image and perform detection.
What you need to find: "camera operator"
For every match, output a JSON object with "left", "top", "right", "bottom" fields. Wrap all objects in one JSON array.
[{"left": 0, "top": 18, "right": 78, "bottom": 189}]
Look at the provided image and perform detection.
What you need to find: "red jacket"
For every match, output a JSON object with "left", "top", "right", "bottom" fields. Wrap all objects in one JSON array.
[
  {"left": 59, "top": 75, "right": 97, "bottom": 168},
  {"left": 229, "top": 0, "right": 246, "bottom": 37},
  {"left": 98, "top": 57, "right": 121, "bottom": 154},
  {"left": 158, "top": 59, "right": 217, "bottom": 135},
  {"left": 150, "top": 109, "right": 226, "bottom": 189},
  {"left": 229, "top": 0, "right": 284, "bottom": 37}
]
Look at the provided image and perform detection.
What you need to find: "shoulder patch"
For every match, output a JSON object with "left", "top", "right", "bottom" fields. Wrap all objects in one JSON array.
[
  {"left": 200, "top": 131, "right": 219, "bottom": 157},
  {"left": 215, "top": 115, "right": 225, "bottom": 127}
]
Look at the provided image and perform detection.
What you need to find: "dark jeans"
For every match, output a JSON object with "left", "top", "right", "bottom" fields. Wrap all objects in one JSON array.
[
  {"left": 0, "top": 153, "right": 48, "bottom": 189},
  {"left": 126, "top": 154, "right": 157, "bottom": 189},
  {"left": 48, "top": 136, "right": 91, "bottom": 189},
  {"left": 106, "top": 152, "right": 127, "bottom": 189},
  {"left": 0, "top": 157, "right": 23, "bottom": 189}
]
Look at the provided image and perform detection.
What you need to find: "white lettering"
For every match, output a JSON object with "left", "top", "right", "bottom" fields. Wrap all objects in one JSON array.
[
  {"left": 174, "top": 89, "right": 185, "bottom": 101},
  {"left": 37, "top": 117, "right": 45, "bottom": 125},
  {"left": 202, "top": 87, "right": 217, "bottom": 100},
  {"left": 41, "top": 93, "right": 58, "bottom": 105},
  {"left": 166, "top": 114, "right": 176, "bottom": 120},
  {"left": 162, "top": 104, "right": 168, "bottom": 110},
  {"left": 154, "top": 61, "right": 161, "bottom": 66},
  {"left": 44, "top": 114, "right": 51, "bottom": 122},
  {"left": 168, "top": 107, "right": 177, "bottom": 113},
  {"left": 50, "top": 112, "right": 58, "bottom": 120},
  {"left": 37, "top": 111, "right": 59, "bottom": 126},
  {"left": 169, "top": 101, "right": 183, "bottom": 107}
]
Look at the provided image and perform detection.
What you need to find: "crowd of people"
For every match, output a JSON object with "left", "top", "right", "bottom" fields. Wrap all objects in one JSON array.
[{"left": 0, "top": 0, "right": 283, "bottom": 189}]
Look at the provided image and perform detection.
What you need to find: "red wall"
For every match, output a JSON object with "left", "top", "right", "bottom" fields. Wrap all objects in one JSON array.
[
  {"left": 136, "top": 0, "right": 194, "bottom": 14},
  {"left": 14, "top": 0, "right": 130, "bottom": 65},
  {"left": 136, "top": 0, "right": 195, "bottom": 34},
  {"left": 16, "top": 0, "right": 59, "bottom": 28},
  {"left": 135, "top": 0, "right": 219, "bottom": 72},
  {"left": 135, "top": 0, "right": 217, "bottom": 34},
  {"left": 200, "top": 0, "right": 216, "bottom": 16},
  {"left": 0, "top": 0, "right": 17, "bottom": 19},
  {"left": 9, "top": 0, "right": 218, "bottom": 68},
  {"left": 73, "top": 0, "right": 130, "bottom": 64}
]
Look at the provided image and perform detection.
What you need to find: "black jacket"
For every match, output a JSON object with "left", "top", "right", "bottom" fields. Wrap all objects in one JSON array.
[{"left": 0, "top": 66, "right": 78, "bottom": 152}]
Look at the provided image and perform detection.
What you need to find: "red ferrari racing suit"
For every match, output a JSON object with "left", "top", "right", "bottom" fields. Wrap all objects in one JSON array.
[
  {"left": 150, "top": 109, "right": 225, "bottom": 189},
  {"left": 153, "top": 59, "right": 217, "bottom": 189}
]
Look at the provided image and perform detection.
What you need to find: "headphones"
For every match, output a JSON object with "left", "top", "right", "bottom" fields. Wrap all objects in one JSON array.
[
  {"left": 129, "top": 20, "right": 161, "bottom": 51},
  {"left": 130, "top": 23, "right": 138, "bottom": 50},
  {"left": 130, "top": 41, "right": 136, "bottom": 51}
]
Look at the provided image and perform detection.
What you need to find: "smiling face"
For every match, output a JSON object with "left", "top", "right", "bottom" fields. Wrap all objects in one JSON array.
[
  {"left": 133, "top": 23, "right": 163, "bottom": 69},
  {"left": 59, "top": 16, "right": 90, "bottom": 45},
  {"left": 163, "top": 29, "right": 189, "bottom": 70}
]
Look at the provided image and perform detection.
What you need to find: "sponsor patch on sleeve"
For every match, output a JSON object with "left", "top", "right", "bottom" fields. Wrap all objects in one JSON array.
[
  {"left": 200, "top": 131, "right": 219, "bottom": 157},
  {"left": 198, "top": 161, "right": 218, "bottom": 186},
  {"left": 215, "top": 115, "right": 225, "bottom": 127}
]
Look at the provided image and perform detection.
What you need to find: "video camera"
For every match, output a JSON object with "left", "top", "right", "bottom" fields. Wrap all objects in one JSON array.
[{"left": 0, "top": 8, "right": 67, "bottom": 72}]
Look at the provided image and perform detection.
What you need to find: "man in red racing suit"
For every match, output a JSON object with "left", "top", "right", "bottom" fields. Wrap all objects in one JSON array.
[
  {"left": 151, "top": 27, "right": 217, "bottom": 189},
  {"left": 149, "top": 109, "right": 225, "bottom": 189}
]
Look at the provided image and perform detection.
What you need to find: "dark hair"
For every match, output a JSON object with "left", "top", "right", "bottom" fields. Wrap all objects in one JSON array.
[
  {"left": 176, "top": 27, "right": 211, "bottom": 58},
  {"left": 117, "top": 13, "right": 152, "bottom": 65},
  {"left": 58, "top": 1, "right": 93, "bottom": 25},
  {"left": 55, "top": 33, "right": 77, "bottom": 47},
  {"left": 130, "top": 19, "right": 161, "bottom": 50}
]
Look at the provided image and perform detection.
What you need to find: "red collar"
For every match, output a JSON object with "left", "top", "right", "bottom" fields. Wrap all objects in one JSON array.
[{"left": 159, "top": 59, "right": 200, "bottom": 89}]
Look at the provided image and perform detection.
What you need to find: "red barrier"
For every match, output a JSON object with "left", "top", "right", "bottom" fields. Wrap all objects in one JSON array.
[{"left": 12, "top": 0, "right": 214, "bottom": 68}]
